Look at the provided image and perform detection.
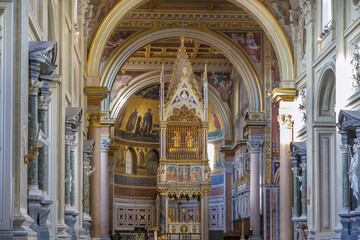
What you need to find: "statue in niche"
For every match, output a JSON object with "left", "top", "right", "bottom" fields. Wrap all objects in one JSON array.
[
  {"left": 158, "top": 164, "right": 166, "bottom": 182},
  {"left": 185, "top": 132, "right": 194, "bottom": 148},
  {"left": 204, "top": 165, "right": 211, "bottom": 183},
  {"left": 172, "top": 131, "right": 181, "bottom": 148},
  {"left": 349, "top": 144, "right": 359, "bottom": 199}
]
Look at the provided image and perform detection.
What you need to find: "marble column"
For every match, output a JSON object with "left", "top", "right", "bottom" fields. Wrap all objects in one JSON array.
[
  {"left": 82, "top": 140, "right": 95, "bottom": 238},
  {"left": 28, "top": 60, "right": 45, "bottom": 234},
  {"left": 159, "top": 193, "right": 166, "bottom": 233},
  {"left": 38, "top": 82, "right": 51, "bottom": 194},
  {"left": 247, "top": 140, "right": 263, "bottom": 239},
  {"left": 291, "top": 166, "right": 299, "bottom": 240},
  {"left": 100, "top": 138, "right": 111, "bottom": 239},
  {"left": 278, "top": 114, "right": 294, "bottom": 240},
  {"left": 201, "top": 193, "right": 210, "bottom": 240},
  {"left": 300, "top": 156, "right": 307, "bottom": 218},
  {"left": 65, "top": 107, "right": 82, "bottom": 240},
  {"left": 88, "top": 113, "right": 102, "bottom": 239},
  {"left": 223, "top": 161, "right": 233, "bottom": 233},
  {"left": 38, "top": 80, "right": 53, "bottom": 240}
]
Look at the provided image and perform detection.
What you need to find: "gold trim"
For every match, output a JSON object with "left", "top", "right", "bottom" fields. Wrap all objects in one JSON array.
[{"left": 271, "top": 88, "right": 297, "bottom": 102}]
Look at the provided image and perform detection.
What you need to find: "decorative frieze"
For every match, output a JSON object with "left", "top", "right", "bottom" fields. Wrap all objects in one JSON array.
[
  {"left": 351, "top": 44, "right": 360, "bottom": 89},
  {"left": 299, "top": 0, "right": 315, "bottom": 25},
  {"left": 298, "top": 88, "right": 307, "bottom": 123}
]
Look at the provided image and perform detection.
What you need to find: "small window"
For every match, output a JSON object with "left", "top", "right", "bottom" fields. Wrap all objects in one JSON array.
[
  {"left": 322, "top": 0, "right": 333, "bottom": 29},
  {"left": 125, "top": 149, "right": 132, "bottom": 174}
]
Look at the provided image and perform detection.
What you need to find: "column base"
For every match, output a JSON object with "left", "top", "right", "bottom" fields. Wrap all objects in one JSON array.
[
  {"left": 38, "top": 199, "right": 53, "bottom": 240},
  {"left": 28, "top": 192, "right": 45, "bottom": 233},
  {"left": 82, "top": 213, "right": 92, "bottom": 239},
  {"left": 12, "top": 214, "right": 29, "bottom": 240},
  {"left": 65, "top": 208, "right": 79, "bottom": 240},
  {"left": 56, "top": 221, "right": 70, "bottom": 239}
]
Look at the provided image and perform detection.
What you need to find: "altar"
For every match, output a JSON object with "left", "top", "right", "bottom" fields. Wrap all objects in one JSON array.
[{"left": 157, "top": 33, "right": 210, "bottom": 240}]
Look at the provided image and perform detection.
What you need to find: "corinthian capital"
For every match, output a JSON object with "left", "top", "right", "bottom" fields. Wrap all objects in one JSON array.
[
  {"left": 100, "top": 138, "right": 111, "bottom": 152},
  {"left": 278, "top": 114, "right": 293, "bottom": 129},
  {"left": 87, "top": 113, "right": 101, "bottom": 128},
  {"left": 247, "top": 140, "right": 264, "bottom": 153}
]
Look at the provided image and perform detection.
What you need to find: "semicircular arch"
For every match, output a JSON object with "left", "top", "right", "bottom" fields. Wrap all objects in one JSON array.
[
  {"left": 87, "top": 0, "right": 294, "bottom": 85},
  {"left": 102, "top": 28, "right": 262, "bottom": 112},
  {"left": 110, "top": 72, "right": 233, "bottom": 140}
]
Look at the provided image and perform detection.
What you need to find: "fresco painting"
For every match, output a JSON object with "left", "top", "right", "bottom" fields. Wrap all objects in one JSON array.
[
  {"left": 261, "top": 0, "right": 291, "bottom": 25},
  {"left": 178, "top": 165, "right": 190, "bottom": 182},
  {"left": 115, "top": 84, "right": 224, "bottom": 142},
  {"left": 226, "top": 31, "right": 262, "bottom": 74},
  {"left": 110, "top": 71, "right": 146, "bottom": 101},
  {"left": 166, "top": 166, "right": 177, "bottom": 182},
  {"left": 101, "top": 30, "right": 137, "bottom": 62},
  {"left": 191, "top": 166, "right": 202, "bottom": 182}
]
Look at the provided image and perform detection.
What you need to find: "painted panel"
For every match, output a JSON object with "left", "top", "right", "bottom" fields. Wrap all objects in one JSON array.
[
  {"left": 191, "top": 166, "right": 202, "bottom": 182},
  {"left": 166, "top": 166, "right": 177, "bottom": 182}
]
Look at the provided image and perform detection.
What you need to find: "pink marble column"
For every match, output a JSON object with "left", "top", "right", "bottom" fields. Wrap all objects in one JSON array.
[
  {"left": 88, "top": 114, "right": 102, "bottom": 238},
  {"left": 278, "top": 114, "right": 293, "bottom": 240},
  {"left": 248, "top": 140, "right": 263, "bottom": 239}
]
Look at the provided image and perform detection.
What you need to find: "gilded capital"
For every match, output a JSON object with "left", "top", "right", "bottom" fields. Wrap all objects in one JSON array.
[{"left": 87, "top": 113, "right": 101, "bottom": 128}]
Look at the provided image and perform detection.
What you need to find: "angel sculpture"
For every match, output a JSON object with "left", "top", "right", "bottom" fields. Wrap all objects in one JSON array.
[{"left": 349, "top": 145, "right": 359, "bottom": 199}]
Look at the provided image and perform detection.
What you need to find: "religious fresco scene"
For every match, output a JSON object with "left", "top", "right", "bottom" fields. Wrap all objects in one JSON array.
[
  {"left": 4, "top": 1, "right": 359, "bottom": 240},
  {"left": 114, "top": 83, "right": 224, "bottom": 143}
]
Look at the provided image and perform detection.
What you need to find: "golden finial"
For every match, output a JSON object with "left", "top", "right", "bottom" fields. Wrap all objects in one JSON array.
[{"left": 180, "top": 32, "right": 185, "bottom": 46}]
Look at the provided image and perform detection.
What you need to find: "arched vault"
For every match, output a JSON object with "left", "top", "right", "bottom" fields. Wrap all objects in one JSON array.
[
  {"left": 100, "top": 28, "right": 263, "bottom": 113},
  {"left": 87, "top": 0, "right": 294, "bottom": 86}
]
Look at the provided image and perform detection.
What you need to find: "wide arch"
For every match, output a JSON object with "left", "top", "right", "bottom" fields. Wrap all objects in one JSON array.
[
  {"left": 101, "top": 28, "right": 262, "bottom": 112},
  {"left": 110, "top": 71, "right": 233, "bottom": 140},
  {"left": 87, "top": 0, "right": 294, "bottom": 82}
]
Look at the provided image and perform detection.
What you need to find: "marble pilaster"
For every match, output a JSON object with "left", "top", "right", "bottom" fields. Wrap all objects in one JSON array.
[
  {"left": 201, "top": 193, "right": 209, "bottom": 240},
  {"left": 300, "top": 160, "right": 307, "bottom": 217},
  {"left": 64, "top": 107, "right": 82, "bottom": 240},
  {"left": 223, "top": 161, "right": 233, "bottom": 233},
  {"left": 100, "top": 138, "right": 111, "bottom": 239},
  {"left": 278, "top": 114, "right": 294, "bottom": 240},
  {"left": 247, "top": 139, "right": 263, "bottom": 239},
  {"left": 82, "top": 140, "right": 95, "bottom": 238}
]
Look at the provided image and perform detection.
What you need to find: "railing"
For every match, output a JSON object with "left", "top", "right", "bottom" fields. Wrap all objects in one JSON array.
[{"left": 161, "top": 233, "right": 201, "bottom": 240}]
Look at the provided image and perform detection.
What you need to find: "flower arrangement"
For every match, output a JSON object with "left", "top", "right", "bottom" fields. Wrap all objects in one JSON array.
[
  {"left": 152, "top": 226, "right": 159, "bottom": 231},
  {"left": 134, "top": 230, "right": 145, "bottom": 240}
]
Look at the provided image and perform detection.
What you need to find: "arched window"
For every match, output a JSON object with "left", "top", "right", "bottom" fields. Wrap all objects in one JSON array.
[{"left": 125, "top": 149, "right": 133, "bottom": 174}]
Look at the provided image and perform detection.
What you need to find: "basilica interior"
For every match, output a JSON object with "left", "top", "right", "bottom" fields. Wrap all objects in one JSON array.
[{"left": 1, "top": 0, "right": 360, "bottom": 239}]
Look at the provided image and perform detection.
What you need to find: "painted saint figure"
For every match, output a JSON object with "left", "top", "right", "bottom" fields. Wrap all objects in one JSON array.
[
  {"left": 125, "top": 108, "right": 138, "bottom": 132},
  {"left": 135, "top": 116, "right": 142, "bottom": 135},
  {"left": 143, "top": 108, "right": 153, "bottom": 137}
]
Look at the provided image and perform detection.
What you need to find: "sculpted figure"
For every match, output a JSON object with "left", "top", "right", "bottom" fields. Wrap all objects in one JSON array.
[{"left": 349, "top": 145, "right": 359, "bottom": 199}]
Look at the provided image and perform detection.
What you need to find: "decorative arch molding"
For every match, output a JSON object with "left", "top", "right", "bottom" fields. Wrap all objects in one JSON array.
[
  {"left": 315, "top": 63, "right": 336, "bottom": 122},
  {"left": 100, "top": 28, "right": 262, "bottom": 112},
  {"left": 109, "top": 71, "right": 233, "bottom": 140},
  {"left": 87, "top": 0, "right": 294, "bottom": 82}
]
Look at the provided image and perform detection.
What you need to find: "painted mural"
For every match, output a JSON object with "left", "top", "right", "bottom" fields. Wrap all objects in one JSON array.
[
  {"left": 166, "top": 166, "right": 177, "bottom": 182},
  {"left": 228, "top": 31, "right": 262, "bottom": 74},
  {"left": 191, "top": 166, "right": 202, "bottom": 182},
  {"left": 110, "top": 71, "right": 146, "bottom": 101},
  {"left": 271, "top": 47, "right": 281, "bottom": 90},
  {"left": 208, "top": 106, "right": 223, "bottom": 141},
  {"left": 115, "top": 84, "right": 224, "bottom": 142},
  {"left": 178, "top": 165, "right": 190, "bottom": 182},
  {"left": 260, "top": 0, "right": 291, "bottom": 25},
  {"left": 101, "top": 30, "right": 137, "bottom": 64}
]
